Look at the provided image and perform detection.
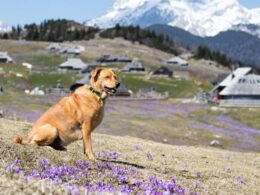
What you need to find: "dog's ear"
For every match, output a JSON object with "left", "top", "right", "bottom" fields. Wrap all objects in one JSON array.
[{"left": 91, "top": 67, "right": 103, "bottom": 82}]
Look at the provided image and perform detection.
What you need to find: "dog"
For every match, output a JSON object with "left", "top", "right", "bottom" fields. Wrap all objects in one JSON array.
[{"left": 13, "top": 67, "right": 120, "bottom": 160}]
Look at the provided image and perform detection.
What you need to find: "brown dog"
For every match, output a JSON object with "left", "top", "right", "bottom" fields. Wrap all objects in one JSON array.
[{"left": 13, "top": 67, "right": 120, "bottom": 160}]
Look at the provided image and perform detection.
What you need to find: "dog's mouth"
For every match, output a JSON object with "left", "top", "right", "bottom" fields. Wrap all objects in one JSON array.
[{"left": 104, "top": 86, "right": 117, "bottom": 95}]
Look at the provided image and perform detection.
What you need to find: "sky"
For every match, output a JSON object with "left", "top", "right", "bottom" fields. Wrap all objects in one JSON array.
[{"left": 0, "top": 0, "right": 259, "bottom": 26}]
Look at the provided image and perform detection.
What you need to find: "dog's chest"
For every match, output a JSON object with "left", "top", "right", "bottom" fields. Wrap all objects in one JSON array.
[{"left": 92, "top": 106, "right": 104, "bottom": 130}]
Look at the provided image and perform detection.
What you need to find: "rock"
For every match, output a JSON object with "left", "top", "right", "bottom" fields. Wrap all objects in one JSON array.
[
  {"left": 25, "top": 87, "right": 45, "bottom": 96},
  {"left": 15, "top": 73, "right": 23, "bottom": 77},
  {"left": 210, "top": 107, "right": 218, "bottom": 111},
  {"left": 0, "top": 110, "right": 3, "bottom": 118},
  {"left": 163, "top": 138, "right": 168, "bottom": 143},
  {"left": 22, "top": 62, "right": 33, "bottom": 69},
  {"left": 210, "top": 140, "right": 221, "bottom": 147}
]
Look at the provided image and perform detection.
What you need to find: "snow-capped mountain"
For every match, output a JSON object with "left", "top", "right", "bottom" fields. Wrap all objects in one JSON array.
[
  {"left": 86, "top": 0, "right": 260, "bottom": 37},
  {"left": 231, "top": 24, "right": 260, "bottom": 38},
  {"left": 0, "top": 20, "right": 11, "bottom": 32}
]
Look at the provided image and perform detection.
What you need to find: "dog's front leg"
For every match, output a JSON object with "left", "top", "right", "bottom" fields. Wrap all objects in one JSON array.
[{"left": 81, "top": 122, "right": 95, "bottom": 160}]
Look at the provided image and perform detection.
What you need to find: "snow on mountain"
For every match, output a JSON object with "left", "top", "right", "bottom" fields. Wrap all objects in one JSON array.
[
  {"left": 0, "top": 20, "right": 11, "bottom": 32},
  {"left": 86, "top": 0, "right": 260, "bottom": 37},
  {"left": 231, "top": 24, "right": 260, "bottom": 38}
]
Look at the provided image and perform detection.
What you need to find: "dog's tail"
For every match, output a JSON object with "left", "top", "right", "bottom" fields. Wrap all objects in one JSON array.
[{"left": 13, "top": 135, "right": 29, "bottom": 144}]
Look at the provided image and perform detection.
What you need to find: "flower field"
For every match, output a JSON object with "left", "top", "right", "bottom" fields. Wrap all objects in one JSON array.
[{"left": 0, "top": 118, "right": 259, "bottom": 194}]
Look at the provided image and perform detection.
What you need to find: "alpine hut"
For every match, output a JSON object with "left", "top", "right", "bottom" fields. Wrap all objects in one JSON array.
[
  {"left": 59, "top": 58, "right": 87, "bottom": 71},
  {"left": 153, "top": 66, "right": 173, "bottom": 77}
]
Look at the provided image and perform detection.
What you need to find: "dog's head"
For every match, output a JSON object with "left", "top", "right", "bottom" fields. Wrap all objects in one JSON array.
[{"left": 90, "top": 67, "right": 120, "bottom": 96}]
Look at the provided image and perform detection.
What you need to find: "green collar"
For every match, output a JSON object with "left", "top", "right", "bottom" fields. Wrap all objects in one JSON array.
[{"left": 89, "top": 86, "right": 102, "bottom": 99}]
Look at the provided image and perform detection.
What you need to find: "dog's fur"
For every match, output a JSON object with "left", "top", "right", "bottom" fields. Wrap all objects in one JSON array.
[{"left": 13, "top": 67, "right": 119, "bottom": 160}]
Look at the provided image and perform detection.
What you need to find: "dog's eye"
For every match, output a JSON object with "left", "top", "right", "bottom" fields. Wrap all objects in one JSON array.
[{"left": 105, "top": 76, "right": 110, "bottom": 79}]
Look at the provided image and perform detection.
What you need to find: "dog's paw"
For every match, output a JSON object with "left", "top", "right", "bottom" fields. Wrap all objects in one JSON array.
[{"left": 87, "top": 154, "right": 96, "bottom": 161}]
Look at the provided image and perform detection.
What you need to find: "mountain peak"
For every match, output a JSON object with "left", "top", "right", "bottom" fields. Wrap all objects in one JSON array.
[{"left": 86, "top": 0, "right": 260, "bottom": 37}]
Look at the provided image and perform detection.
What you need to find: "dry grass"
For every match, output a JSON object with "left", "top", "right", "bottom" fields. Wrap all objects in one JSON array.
[
  {"left": 69, "top": 38, "right": 172, "bottom": 66},
  {"left": 0, "top": 118, "right": 259, "bottom": 194},
  {"left": 0, "top": 40, "right": 48, "bottom": 54}
]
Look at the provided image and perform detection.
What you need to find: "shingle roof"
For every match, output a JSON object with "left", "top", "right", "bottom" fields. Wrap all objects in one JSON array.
[
  {"left": 167, "top": 57, "right": 188, "bottom": 65},
  {"left": 0, "top": 52, "right": 13, "bottom": 62},
  {"left": 220, "top": 74, "right": 260, "bottom": 95},
  {"left": 123, "top": 60, "right": 144, "bottom": 71},
  {"left": 153, "top": 66, "right": 173, "bottom": 76},
  {"left": 219, "top": 67, "right": 252, "bottom": 87},
  {"left": 47, "top": 43, "right": 61, "bottom": 50},
  {"left": 59, "top": 58, "right": 87, "bottom": 70}
]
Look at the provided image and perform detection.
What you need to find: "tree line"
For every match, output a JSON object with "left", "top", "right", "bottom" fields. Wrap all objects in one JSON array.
[
  {"left": 100, "top": 24, "right": 180, "bottom": 55},
  {"left": 0, "top": 19, "right": 99, "bottom": 42},
  {"left": 194, "top": 46, "right": 233, "bottom": 68}
]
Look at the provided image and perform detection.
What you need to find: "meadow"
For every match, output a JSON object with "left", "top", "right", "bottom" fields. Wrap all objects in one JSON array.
[
  {"left": 0, "top": 118, "right": 259, "bottom": 194},
  {"left": 0, "top": 39, "right": 259, "bottom": 194},
  {"left": 0, "top": 39, "right": 259, "bottom": 152}
]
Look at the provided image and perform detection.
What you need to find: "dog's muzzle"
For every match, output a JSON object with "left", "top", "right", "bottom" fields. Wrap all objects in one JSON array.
[{"left": 104, "top": 82, "right": 120, "bottom": 95}]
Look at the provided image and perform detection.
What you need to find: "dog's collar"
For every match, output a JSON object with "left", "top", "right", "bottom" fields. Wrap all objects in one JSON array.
[
  {"left": 89, "top": 86, "right": 101, "bottom": 98},
  {"left": 88, "top": 86, "right": 107, "bottom": 102}
]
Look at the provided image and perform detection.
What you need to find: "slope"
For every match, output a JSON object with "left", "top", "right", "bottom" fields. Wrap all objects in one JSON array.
[{"left": 0, "top": 118, "right": 259, "bottom": 194}]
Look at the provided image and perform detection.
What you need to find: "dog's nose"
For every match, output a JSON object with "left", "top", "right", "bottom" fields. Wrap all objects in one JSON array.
[{"left": 116, "top": 82, "right": 120, "bottom": 89}]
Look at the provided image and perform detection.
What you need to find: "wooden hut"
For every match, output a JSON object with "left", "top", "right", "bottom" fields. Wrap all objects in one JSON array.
[
  {"left": 153, "top": 66, "right": 173, "bottom": 77},
  {"left": 59, "top": 58, "right": 87, "bottom": 70}
]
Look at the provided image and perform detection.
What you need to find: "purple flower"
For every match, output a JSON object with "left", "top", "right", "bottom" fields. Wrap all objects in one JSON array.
[
  {"left": 65, "top": 184, "right": 80, "bottom": 195},
  {"left": 117, "top": 175, "right": 128, "bottom": 183},
  {"left": 97, "top": 150, "right": 119, "bottom": 160},
  {"left": 224, "top": 167, "right": 231, "bottom": 173},
  {"left": 39, "top": 159, "right": 50, "bottom": 170},
  {"left": 194, "top": 182, "right": 200, "bottom": 189},
  {"left": 134, "top": 181, "right": 143, "bottom": 187},
  {"left": 147, "top": 152, "right": 153, "bottom": 161},
  {"left": 236, "top": 176, "right": 246, "bottom": 185},
  {"left": 5, "top": 158, "right": 187, "bottom": 194},
  {"left": 196, "top": 172, "right": 201, "bottom": 178},
  {"left": 5, "top": 159, "right": 23, "bottom": 174},
  {"left": 75, "top": 161, "right": 89, "bottom": 169},
  {"left": 135, "top": 145, "right": 143, "bottom": 151}
]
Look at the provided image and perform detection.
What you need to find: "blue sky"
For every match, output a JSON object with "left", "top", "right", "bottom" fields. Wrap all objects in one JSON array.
[{"left": 0, "top": 0, "right": 259, "bottom": 26}]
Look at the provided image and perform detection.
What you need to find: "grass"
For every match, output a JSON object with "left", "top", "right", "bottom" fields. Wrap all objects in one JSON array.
[
  {"left": 0, "top": 64, "right": 29, "bottom": 91},
  {"left": 118, "top": 72, "right": 200, "bottom": 98},
  {"left": 0, "top": 63, "right": 76, "bottom": 91},
  {"left": 189, "top": 107, "right": 260, "bottom": 131},
  {"left": 0, "top": 40, "right": 47, "bottom": 54},
  {"left": 0, "top": 63, "right": 29, "bottom": 76},
  {"left": 227, "top": 108, "right": 260, "bottom": 130},
  {"left": 0, "top": 118, "right": 259, "bottom": 195},
  {"left": 28, "top": 72, "right": 77, "bottom": 89},
  {"left": 31, "top": 54, "right": 64, "bottom": 68}
]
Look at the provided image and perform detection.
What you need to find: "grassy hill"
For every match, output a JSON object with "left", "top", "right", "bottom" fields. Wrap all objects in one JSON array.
[
  {"left": 0, "top": 118, "right": 259, "bottom": 194},
  {"left": 0, "top": 39, "right": 228, "bottom": 97},
  {"left": 0, "top": 38, "right": 259, "bottom": 194}
]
